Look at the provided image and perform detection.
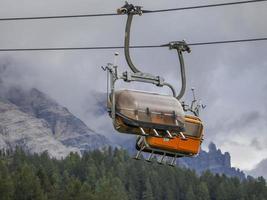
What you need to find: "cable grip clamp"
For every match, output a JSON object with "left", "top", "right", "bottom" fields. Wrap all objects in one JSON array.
[
  {"left": 169, "top": 41, "right": 191, "bottom": 53},
  {"left": 117, "top": 2, "right": 142, "bottom": 15}
]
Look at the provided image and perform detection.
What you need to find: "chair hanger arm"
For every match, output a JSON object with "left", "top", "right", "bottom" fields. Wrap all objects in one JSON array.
[
  {"left": 118, "top": 2, "right": 142, "bottom": 73},
  {"left": 125, "top": 14, "right": 140, "bottom": 73},
  {"left": 169, "top": 41, "right": 191, "bottom": 100}
]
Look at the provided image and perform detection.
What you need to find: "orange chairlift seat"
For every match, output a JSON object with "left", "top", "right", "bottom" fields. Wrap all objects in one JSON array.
[
  {"left": 135, "top": 115, "right": 204, "bottom": 165},
  {"left": 102, "top": 2, "right": 204, "bottom": 165}
]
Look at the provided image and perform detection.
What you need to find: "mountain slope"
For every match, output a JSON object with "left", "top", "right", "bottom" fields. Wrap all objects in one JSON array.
[
  {"left": 247, "top": 158, "right": 267, "bottom": 179},
  {"left": 2, "top": 87, "right": 112, "bottom": 152},
  {"left": 0, "top": 83, "right": 113, "bottom": 155},
  {"left": 0, "top": 98, "right": 79, "bottom": 158}
]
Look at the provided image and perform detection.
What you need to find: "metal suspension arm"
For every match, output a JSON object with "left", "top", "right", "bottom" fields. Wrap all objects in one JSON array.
[
  {"left": 117, "top": 2, "right": 142, "bottom": 73},
  {"left": 169, "top": 41, "right": 191, "bottom": 100},
  {"left": 125, "top": 14, "right": 139, "bottom": 73}
]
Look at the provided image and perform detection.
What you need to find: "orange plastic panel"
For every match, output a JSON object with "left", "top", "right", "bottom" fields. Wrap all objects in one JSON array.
[
  {"left": 177, "top": 138, "right": 201, "bottom": 154},
  {"left": 143, "top": 115, "right": 204, "bottom": 155},
  {"left": 146, "top": 136, "right": 180, "bottom": 152},
  {"left": 145, "top": 136, "right": 201, "bottom": 155}
]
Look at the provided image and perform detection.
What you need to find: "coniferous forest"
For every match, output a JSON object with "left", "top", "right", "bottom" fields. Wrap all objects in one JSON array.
[{"left": 0, "top": 148, "right": 267, "bottom": 200}]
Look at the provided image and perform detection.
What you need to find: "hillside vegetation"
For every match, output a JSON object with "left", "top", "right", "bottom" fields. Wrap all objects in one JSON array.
[{"left": 0, "top": 148, "right": 266, "bottom": 200}]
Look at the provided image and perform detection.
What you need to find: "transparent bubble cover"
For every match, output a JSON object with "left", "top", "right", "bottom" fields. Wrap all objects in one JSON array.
[{"left": 113, "top": 90, "right": 185, "bottom": 127}]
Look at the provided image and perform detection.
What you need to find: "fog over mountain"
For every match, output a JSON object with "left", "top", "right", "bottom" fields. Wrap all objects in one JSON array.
[
  {"left": 246, "top": 159, "right": 267, "bottom": 179},
  {"left": 0, "top": 98, "right": 78, "bottom": 158},
  {"left": 0, "top": 0, "right": 266, "bottom": 171},
  {"left": 0, "top": 69, "right": 114, "bottom": 157}
]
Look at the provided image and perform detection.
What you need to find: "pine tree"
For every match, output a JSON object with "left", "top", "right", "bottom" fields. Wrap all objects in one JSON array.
[
  {"left": 13, "top": 164, "right": 46, "bottom": 200},
  {"left": 196, "top": 182, "right": 210, "bottom": 200},
  {"left": 36, "top": 167, "right": 51, "bottom": 194},
  {"left": 0, "top": 161, "right": 14, "bottom": 200},
  {"left": 94, "top": 176, "right": 128, "bottom": 200},
  {"left": 185, "top": 185, "right": 196, "bottom": 200},
  {"left": 76, "top": 182, "right": 94, "bottom": 200},
  {"left": 141, "top": 179, "right": 154, "bottom": 200},
  {"left": 214, "top": 182, "right": 228, "bottom": 200},
  {"left": 62, "top": 177, "right": 83, "bottom": 200}
]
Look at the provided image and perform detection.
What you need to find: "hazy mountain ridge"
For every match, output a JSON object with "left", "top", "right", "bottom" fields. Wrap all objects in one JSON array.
[
  {"left": 0, "top": 84, "right": 113, "bottom": 157},
  {"left": 3, "top": 87, "right": 112, "bottom": 151},
  {"left": 0, "top": 99, "right": 78, "bottom": 158},
  {"left": 179, "top": 143, "right": 245, "bottom": 179},
  {"left": 246, "top": 158, "right": 267, "bottom": 179}
]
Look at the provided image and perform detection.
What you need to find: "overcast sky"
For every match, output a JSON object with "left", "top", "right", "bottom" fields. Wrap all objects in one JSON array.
[{"left": 0, "top": 0, "right": 266, "bottom": 170}]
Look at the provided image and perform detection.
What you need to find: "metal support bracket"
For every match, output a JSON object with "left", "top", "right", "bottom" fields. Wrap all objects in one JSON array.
[
  {"left": 166, "top": 130, "right": 173, "bottom": 138},
  {"left": 152, "top": 129, "right": 160, "bottom": 137},
  {"left": 139, "top": 127, "right": 149, "bottom": 136},
  {"left": 158, "top": 153, "right": 166, "bottom": 165},
  {"left": 168, "top": 154, "right": 177, "bottom": 167},
  {"left": 121, "top": 71, "right": 165, "bottom": 87},
  {"left": 134, "top": 145, "right": 145, "bottom": 160},
  {"left": 146, "top": 151, "right": 154, "bottom": 162},
  {"left": 179, "top": 132, "right": 187, "bottom": 140}
]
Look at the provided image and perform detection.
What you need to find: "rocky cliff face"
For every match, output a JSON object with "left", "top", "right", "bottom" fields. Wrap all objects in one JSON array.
[
  {"left": 0, "top": 84, "right": 113, "bottom": 157},
  {"left": 179, "top": 143, "right": 245, "bottom": 179},
  {"left": 0, "top": 98, "right": 79, "bottom": 158}
]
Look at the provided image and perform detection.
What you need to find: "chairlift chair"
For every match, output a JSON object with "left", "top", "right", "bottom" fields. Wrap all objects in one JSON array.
[{"left": 103, "top": 2, "right": 204, "bottom": 162}]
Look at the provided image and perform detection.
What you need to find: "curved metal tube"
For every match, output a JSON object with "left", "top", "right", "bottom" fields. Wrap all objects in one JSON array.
[
  {"left": 163, "top": 82, "right": 177, "bottom": 97},
  {"left": 123, "top": 8, "right": 188, "bottom": 100},
  {"left": 125, "top": 13, "right": 140, "bottom": 73},
  {"left": 176, "top": 49, "right": 186, "bottom": 100}
]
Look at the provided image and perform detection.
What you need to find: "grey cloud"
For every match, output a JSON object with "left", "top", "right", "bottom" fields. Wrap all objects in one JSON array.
[
  {"left": 250, "top": 138, "right": 263, "bottom": 151},
  {"left": 206, "top": 110, "right": 262, "bottom": 136},
  {"left": 227, "top": 111, "right": 261, "bottom": 131}
]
